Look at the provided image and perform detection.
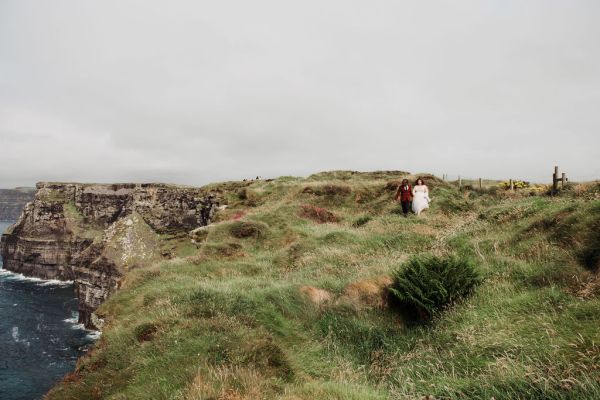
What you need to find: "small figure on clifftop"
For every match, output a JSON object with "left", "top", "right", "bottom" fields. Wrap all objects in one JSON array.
[
  {"left": 394, "top": 179, "right": 413, "bottom": 217},
  {"left": 412, "top": 178, "right": 431, "bottom": 216}
]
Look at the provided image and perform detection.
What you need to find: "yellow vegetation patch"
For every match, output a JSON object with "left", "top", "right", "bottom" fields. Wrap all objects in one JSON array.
[
  {"left": 299, "top": 285, "right": 332, "bottom": 306},
  {"left": 338, "top": 276, "right": 392, "bottom": 310}
]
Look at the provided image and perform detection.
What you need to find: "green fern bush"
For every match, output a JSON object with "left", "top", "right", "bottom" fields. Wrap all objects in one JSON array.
[{"left": 390, "top": 255, "right": 481, "bottom": 321}]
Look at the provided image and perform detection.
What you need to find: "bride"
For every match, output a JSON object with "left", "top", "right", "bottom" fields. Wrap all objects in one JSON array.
[{"left": 412, "top": 178, "right": 431, "bottom": 216}]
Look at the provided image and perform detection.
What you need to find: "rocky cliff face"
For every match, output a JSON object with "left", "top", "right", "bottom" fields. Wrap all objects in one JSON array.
[
  {"left": 0, "top": 182, "right": 218, "bottom": 328},
  {"left": 0, "top": 188, "right": 35, "bottom": 221}
]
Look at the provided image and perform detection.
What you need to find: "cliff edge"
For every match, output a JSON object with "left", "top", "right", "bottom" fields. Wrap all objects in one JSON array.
[{"left": 0, "top": 182, "right": 218, "bottom": 328}]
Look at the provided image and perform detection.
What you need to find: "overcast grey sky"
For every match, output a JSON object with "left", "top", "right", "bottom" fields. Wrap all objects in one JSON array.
[{"left": 1, "top": 0, "right": 599, "bottom": 187}]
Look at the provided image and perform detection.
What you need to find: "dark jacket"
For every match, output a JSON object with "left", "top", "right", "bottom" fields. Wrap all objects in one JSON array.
[{"left": 394, "top": 184, "right": 413, "bottom": 202}]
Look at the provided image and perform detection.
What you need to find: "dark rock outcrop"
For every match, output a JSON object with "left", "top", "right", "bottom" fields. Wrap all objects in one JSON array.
[
  {"left": 0, "top": 182, "right": 218, "bottom": 328},
  {"left": 0, "top": 187, "right": 35, "bottom": 221}
]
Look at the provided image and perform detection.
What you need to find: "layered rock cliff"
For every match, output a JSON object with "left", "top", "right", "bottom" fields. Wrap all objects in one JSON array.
[
  {"left": 0, "top": 187, "right": 35, "bottom": 221},
  {"left": 0, "top": 182, "right": 218, "bottom": 328}
]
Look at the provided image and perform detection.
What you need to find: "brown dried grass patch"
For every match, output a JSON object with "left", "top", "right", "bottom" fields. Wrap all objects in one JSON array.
[
  {"left": 185, "top": 366, "right": 268, "bottom": 400},
  {"left": 412, "top": 224, "right": 437, "bottom": 236},
  {"left": 338, "top": 276, "right": 392, "bottom": 309},
  {"left": 299, "top": 285, "right": 332, "bottom": 306}
]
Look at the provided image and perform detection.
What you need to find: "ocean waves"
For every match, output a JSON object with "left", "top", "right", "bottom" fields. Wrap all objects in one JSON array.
[{"left": 0, "top": 268, "right": 74, "bottom": 287}]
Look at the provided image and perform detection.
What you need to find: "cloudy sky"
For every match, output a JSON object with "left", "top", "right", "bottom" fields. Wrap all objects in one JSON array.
[{"left": 1, "top": 1, "right": 599, "bottom": 187}]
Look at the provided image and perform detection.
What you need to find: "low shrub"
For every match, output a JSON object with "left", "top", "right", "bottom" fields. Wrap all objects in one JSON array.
[
  {"left": 134, "top": 323, "right": 158, "bottom": 342},
  {"left": 389, "top": 255, "right": 481, "bottom": 321},
  {"left": 237, "top": 187, "right": 248, "bottom": 200},
  {"left": 299, "top": 205, "right": 339, "bottom": 223},
  {"left": 229, "top": 221, "right": 268, "bottom": 239}
]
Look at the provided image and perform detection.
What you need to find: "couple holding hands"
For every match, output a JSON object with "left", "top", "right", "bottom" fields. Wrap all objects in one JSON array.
[{"left": 394, "top": 177, "right": 431, "bottom": 217}]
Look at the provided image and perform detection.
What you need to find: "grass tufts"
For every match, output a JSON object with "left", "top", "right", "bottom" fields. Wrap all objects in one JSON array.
[
  {"left": 352, "top": 215, "right": 372, "bottom": 228},
  {"left": 45, "top": 172, "right": 600, "bottom": 400}
]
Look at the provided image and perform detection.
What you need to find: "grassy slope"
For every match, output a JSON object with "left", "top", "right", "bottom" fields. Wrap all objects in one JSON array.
[{"left": 48, "top": 172, "right": 600, "bottom": 400}]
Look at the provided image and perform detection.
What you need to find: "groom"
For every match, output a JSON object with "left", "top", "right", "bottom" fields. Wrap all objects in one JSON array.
[{"left": 394, "top": 179, "right": 413, "bottom": 217}]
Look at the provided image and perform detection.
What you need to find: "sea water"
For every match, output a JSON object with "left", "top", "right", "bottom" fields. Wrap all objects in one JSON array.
[{"left": 0, "top": 221, "right": 97, "bottom": 400}]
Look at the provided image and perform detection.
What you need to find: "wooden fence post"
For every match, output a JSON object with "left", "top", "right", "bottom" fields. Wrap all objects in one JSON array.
[
  {"left": 478, "top": 178, "right": 482, "bottom": 190},
  {"left": 552, "top": 166, "right": 567, "bottom": 195},
  {"left": 552, "top": 166, "right": 559, "bottom": 195},
  {"left": 509, "top": 179, "right": 514, "bottom": 191},
  {"left": 458, "top": 176, "right": 462, "bottom": 189}
]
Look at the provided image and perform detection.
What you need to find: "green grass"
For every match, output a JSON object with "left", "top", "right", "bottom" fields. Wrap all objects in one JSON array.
[{"left": 47, "top": 172, "right": 600, "bottom": 399}]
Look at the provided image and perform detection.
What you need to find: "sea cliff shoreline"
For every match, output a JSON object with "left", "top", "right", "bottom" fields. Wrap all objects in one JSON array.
[{"left": 0, "top": 182, "right": 218, "bottom": 328}]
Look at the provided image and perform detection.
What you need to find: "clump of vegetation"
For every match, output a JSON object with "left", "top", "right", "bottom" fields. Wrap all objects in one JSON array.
[
  {"left": 298, "top": 204, "right": 339, "bottom": 223},
  {"left": 390, "top": 255, "right": 481, "bottom": 321},
  {"left": 243, "top": 189, "right": 262, "bottom": 207},
  {"left": 134, "top": 322, "right": 158, "bottom": 342},
  {"left": 498, "top": 180, "right": 530, "bottom": 189},
  {"left": 435, "top": 190, "right": 473, "bottom": 214},
  {"left": 573, "top": 181, "right": 600, "bottom": 200},
  {"left": 385, "top": 180, "right": 402, "bottom": 192},
  {"left": 229, "top": 220, "right": 268, "bottom": 239},
  {"left": 577, "top": 218, "right": 600, "bottom": 271},
  {"left": 352, "top": 215, "right": 372, "bottom": 227},
  {"left": 236, "top": 187, "right": 248, "bottom": 200},
  {"left": 302, "top": 184, "right": 351, "bottom": 197}
]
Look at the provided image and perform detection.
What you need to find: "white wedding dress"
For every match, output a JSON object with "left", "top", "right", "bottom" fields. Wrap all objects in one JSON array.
[{"left": 412, "top": 185, "right": 430, "bottom": 214}]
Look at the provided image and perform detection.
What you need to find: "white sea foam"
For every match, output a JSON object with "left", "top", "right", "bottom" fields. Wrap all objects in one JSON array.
[
  {"left": 63, "top": 316, "right": 79, "bottom": 324},
  {"left": 0, "top": 269, "right": 73, "bottom": 287},
  {"left": 62, "top": 313, "right": 102, "bottom": 341},
  {"left": 11, "top": 326, "right": 31, "bottom": 347},
  {"left": 86, "top": 330, "right": 102, "bottom": 340},
  {"left": 37, "top": 279, "right": 74, "bottom": 287},
  {"left": 11, "top": 326, "right": 19, "bottom": 341}
]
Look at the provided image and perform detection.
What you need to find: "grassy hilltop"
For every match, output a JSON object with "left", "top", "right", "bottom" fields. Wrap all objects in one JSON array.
[{"left": 47, "top": 171, "right": 600, "bottom": 400}]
